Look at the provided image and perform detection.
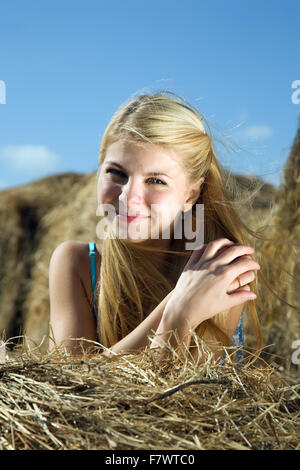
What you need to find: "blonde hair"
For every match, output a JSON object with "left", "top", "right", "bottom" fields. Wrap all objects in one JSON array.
[{"left": 95, "top": 91, "right": 272, "bottom": 362}]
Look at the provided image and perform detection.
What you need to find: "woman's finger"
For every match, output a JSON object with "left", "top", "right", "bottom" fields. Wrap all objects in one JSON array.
[
  {"left": 227, "top": 269, "right": 256, "bottom": 293},
  {"left": 225, "top": 258, "right": 260, "bottom": 284},
  {"left": 212, "top": 243, "right": 255, "bottom": 267},
  {"left": 227, "top": 283, "right": 252, "bottom": 294},
  {"left": 238, "top": 284, "right": 251, "bottom": 291},
  {"left": 199, "top": 238, "right": 235, "bottom": 263},
  {"left": 226, "top": 286, "right": 257, "bottom": 310}
]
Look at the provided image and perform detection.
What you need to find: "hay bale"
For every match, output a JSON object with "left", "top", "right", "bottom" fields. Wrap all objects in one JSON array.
[
  {"left": 258, "top": 118, "right": 300, "bottom": 374},
  {"left": 0, "top": 343, "right": 299, "bottom": 450},
  {"left": 0, "top": 172, "right": 97, "bottom": 348}
]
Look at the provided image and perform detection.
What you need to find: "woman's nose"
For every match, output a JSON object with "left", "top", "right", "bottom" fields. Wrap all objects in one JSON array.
[{"left": 119, "top": 177, "right": 144, "bottom": 205}]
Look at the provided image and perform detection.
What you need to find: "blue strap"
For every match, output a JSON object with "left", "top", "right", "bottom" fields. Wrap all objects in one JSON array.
[
  {"left": 231, "top": 311, "right": 244, "bottom": 367},
  {"left": 88, "top": 242, "right": 98, "bottom": 322},
  {"left": 220, "top": 309, "right": 245, "bottom": 368}
]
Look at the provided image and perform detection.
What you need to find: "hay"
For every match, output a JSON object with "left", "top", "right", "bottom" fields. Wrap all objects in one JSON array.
[
  {"left": 0, "top": 172, "right": 88, "bottom": 342},
  {"left": 257, "top": 117, "right": 300, "bottom": 373},
  {"left": 0, "top": 338, "right": 299, "bottom": 450}
]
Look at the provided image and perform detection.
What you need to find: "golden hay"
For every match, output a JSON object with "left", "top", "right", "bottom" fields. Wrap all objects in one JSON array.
[
  {"left": 256, "top": 117, "right": 300, "bottom": 374},
  {"left": 0, "top": 171, "right": 96, "bottom": 345},
  {"left": 0, "top": 337, "right": 299, "bottom": 451}
]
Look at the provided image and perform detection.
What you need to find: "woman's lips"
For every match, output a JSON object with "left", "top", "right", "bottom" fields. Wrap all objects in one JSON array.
[{"left": 116, "top": 213, "right": 149, "bottom": 223}]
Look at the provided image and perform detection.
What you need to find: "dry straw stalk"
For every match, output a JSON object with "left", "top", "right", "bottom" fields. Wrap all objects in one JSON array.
[{"left": 0, "top": 338, "right": 299, "bottom": 451}]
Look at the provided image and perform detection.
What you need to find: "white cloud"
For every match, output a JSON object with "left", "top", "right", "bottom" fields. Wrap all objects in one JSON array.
[
  {"left": 238, "top": 124, "right": 273, "bottom": 141},
  {"left": 0, "top": 144, "right": 61, "bottom": 176}
]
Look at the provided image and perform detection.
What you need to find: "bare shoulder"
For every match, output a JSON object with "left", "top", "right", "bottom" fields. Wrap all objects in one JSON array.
[
  {"left": 74, "top": 240, "right": 102, "bottom": 277},
  {"left": 48, "top": 240, "right": 100, "bottom": 350},
  {"left": 49, "top": 240, "right": 83, "bottom": 274},
  {"left": 50, "top": 240, "right": 102, "bottom": 272},
  {"left": 49, "top": 239, "right": 102, "bottom": 315},
  {"left": 75, "top": 241, "right": 102, "bottom": 309}
]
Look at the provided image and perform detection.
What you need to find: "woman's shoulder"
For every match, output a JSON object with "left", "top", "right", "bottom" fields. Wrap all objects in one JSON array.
[
  {"left": 65, "top": 240, "right": 102, "bottom": 275},
  {"left": 76, "top": 240, "right": 102, "bottom": 258},
  {"left": 51, "top": 239, "right": 102, "bottom": 293},
  {"left": 53, "top": 239, "right": 102, "bottom": 261},
  {"left": 75, "top": 239, "right": 102, "bottom": 289}
]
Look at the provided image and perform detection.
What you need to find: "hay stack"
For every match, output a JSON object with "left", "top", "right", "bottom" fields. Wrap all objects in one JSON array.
[
  {"left": 22, "top": 171, "right": 99, "bottom": 350},
  {"left": 0, "top": 172, "right": 94, "bottom": 345},
  {"left": 257, "top": 118, "right": 300, "bottom": 374},
  {"left": 0, "top": 343, "right": 299, "bottom": 450}
]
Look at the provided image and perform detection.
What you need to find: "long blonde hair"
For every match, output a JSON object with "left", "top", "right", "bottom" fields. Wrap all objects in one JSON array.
[{"left": 94, "top": 91, "right": 281, "bottom": 362}]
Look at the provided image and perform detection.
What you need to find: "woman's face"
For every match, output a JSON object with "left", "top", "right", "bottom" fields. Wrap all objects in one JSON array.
[{"left": 96, "top": 140, "right": 202, "bottom": 245}]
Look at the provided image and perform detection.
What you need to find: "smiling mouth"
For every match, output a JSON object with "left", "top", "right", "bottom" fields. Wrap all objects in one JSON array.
[{"left": 116, "top": 213, "right": 149, "bottom": 223}]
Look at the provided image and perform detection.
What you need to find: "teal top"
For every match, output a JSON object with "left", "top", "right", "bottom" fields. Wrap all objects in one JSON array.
[
  {"left": 88, "top": 242, "right": 98, "bottom": 322},
  {"left": 88, "top": 241, "right": 244, "bottom": 366}
]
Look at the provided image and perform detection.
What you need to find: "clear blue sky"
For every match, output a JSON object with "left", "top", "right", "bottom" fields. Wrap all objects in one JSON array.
[{"left": 0, "top": 0, "right": 299, "bottom": 190}]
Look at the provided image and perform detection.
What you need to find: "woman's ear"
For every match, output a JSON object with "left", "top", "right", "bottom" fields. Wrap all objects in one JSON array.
[{"left": 184, "top": 176, "right": 205, "bottom": 208}]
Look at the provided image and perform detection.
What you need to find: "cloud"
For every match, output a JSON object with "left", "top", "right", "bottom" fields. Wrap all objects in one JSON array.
[
  {"left": 238, "top": 124, "right": 273, "bottom": 141},
  {"left": 0, "top": 144, "right": 61, "bottom": 176}
]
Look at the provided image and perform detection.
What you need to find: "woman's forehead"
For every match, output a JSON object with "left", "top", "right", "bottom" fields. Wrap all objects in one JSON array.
[{"left": 104, "top": 140, "right": 185, "bottom": 176}]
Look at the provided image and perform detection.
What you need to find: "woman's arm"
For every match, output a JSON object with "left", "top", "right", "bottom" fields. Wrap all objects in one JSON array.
[
  {"left": 49, "top": 241, "right": 98, "bottom": 353},
  {"left": 149, "top": 238, "right": 259, "bottom": 362},
  {"left": 101, "top": 289, "right": 174, "bottom": 357},
  {"left": 49, "top": 240, "right": 175, "bottom": 355},
  {"left": 149, "top": 301, "right": 245, "bottom": 363},
  {"left": 113, "top": 240, "right": 256, "bottom": 362}
]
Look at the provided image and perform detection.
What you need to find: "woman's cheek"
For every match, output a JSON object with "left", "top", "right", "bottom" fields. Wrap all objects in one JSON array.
[
  {"left": 98, "top": 181, "right": 120, "bottom": 204},
  {"left": 150, "top": 194, "right": 180, "bottom": 231},
  {"left": 149, "top": 192, "right": 174, "bottom": 207}
]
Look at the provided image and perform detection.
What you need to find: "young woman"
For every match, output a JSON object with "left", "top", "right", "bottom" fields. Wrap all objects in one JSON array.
[{"left": 49, "top": 91, "right": 262, "bottom": 365}]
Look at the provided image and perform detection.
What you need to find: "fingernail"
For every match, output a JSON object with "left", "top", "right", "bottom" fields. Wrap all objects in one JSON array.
[{"left": 249, "top": 293, "right": 257, "bottom": 299}]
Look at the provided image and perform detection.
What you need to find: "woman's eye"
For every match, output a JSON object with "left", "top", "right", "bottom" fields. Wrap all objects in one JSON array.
[
  {"left": 148, "top": 177, "right": 166, "bottom": 185},
  {"left": 106, "top": 169, "right": 166, "bottom": 186},
  {"left": 106, "top": 168, "right": 125, "bottom": 177}
]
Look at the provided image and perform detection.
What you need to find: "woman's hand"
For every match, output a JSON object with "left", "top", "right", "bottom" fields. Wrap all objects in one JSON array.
[{"left": 164, "top": 238, "right": 260, "bottom": 331}]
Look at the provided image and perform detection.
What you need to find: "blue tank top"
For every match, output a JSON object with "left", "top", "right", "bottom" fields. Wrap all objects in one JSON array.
[
  {"left": 88, "top": 242, "right": 98, "bottom": 323},
  {"left": 88, "top": 241, "right": 244, "bottom": 366}
]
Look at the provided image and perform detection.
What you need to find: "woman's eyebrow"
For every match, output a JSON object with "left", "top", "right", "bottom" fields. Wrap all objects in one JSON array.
[{"left": 105, "top": 161, "right": 172, "bottom": 178}]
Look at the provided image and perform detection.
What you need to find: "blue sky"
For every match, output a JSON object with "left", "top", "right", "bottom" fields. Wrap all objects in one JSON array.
[{"left": 0, "top": 0, "right": 299, "bottom": 190}]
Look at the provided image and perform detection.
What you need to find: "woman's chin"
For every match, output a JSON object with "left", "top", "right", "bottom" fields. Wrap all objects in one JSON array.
[
  {"left": 105, "top": 216, "right": 170, "bottom": 243},
  {"left": 109, "top": 221, "right": 150, "bottom": 242}
]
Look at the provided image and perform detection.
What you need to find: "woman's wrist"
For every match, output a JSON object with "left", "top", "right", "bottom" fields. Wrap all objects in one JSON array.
[{"left": 149, "top": 298, "right": 194, "bottom": 351}]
